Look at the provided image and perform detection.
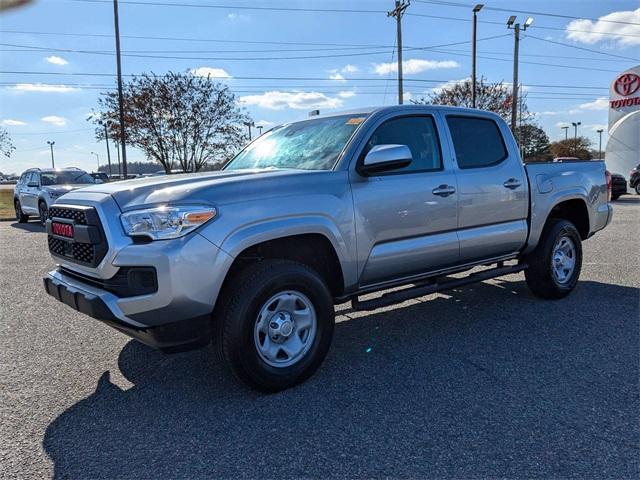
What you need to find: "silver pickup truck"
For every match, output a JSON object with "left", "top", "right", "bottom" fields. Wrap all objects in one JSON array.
[{"left": 43, "top": 105, "right": 612, "bottom": 391}]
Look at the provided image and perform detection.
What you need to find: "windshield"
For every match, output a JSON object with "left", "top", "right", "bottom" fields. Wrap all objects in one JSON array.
[
  {"left": 225, "top": 114, "right": 367, "bottom": 171},
  {"left": 41, "top": 171, "right": 95, "bottom": 186}
]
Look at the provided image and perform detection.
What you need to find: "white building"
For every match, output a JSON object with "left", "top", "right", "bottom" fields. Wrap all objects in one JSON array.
[{"left": 606, "top": 65, "right": 640, "bottom": 173}]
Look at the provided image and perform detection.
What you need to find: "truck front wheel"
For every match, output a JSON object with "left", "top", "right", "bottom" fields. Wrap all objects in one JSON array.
[
  {"left": 524, "top": 219, "right": 583, "bottom": 299},
  {"left": 216, "top": 259, "right": 335, "bottom": 392}
]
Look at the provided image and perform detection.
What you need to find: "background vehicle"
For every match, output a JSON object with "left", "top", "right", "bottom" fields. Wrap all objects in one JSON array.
[
  {"left": 42, "top": 105, "right": 612, "bottom": 392},
  {"left": 629, "top": 164, "right": 640, "bottom": 195},
  {"left": 610, "top": 172, "right": 627, "bottom": 200},
  {"left": 90, "top": 172, "right": 110, "bottom": 183},
  {"left": 14, "top": 167, "right": 96, "bottom": 224}
]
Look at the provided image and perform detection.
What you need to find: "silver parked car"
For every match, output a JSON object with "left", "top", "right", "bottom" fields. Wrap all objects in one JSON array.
[
  {"left": 42, "top": 105, "right": 612, "bottom": 391},
  {"left": 14, "top": 167, "right": 97, "bottom": 224}
]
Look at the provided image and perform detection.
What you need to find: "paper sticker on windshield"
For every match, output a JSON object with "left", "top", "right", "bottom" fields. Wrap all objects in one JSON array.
[{"left": 346, "top": 117, "right": 366, "bottom": 125}]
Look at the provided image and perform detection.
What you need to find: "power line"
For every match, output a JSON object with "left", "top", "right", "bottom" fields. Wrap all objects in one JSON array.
[
  {"left": 524, "top": 34, "right": 640, "bottom": 62},
  {"left": 413, "top": 0, "right": 640, "bottom": 27},
  {"left": 65, "top": 0, "right": 640, "bottom": 38},
  {"left": 0, "top": 71, "right": 611, "bottom": 90}
]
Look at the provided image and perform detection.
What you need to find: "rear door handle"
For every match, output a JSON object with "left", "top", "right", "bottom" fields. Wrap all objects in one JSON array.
[
  {"left": 503, "top": 178, "right": 522, "bottom": 189},
  {"left": 432, "top": 184, "right": 456, "bottom": 197}
]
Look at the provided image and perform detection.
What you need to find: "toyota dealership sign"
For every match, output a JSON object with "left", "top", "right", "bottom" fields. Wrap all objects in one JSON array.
[{"left": 606, "top": 65, "right": 640, "bottom": 173}]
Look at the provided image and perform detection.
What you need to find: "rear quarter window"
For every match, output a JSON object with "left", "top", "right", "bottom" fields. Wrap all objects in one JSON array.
[{"left": 447, "top": 116, "right": 508, "bottom": 169}]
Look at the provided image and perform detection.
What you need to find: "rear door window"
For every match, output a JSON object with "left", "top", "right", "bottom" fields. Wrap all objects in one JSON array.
[{"left": 446, "top": 116, "right": 507, "bottom": 169}]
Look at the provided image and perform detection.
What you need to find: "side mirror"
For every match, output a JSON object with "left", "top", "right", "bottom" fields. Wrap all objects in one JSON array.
[
  {"left": 27, "top": 181, "right": 39, "bottom": 188},
  {"left": 360, "top": 144, "right": 412, "bottom": 176}
]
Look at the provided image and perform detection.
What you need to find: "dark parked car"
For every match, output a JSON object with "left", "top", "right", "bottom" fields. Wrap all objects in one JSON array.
[
  {"left": 90, "top": 172, "right": 109, "bottom": 183},
  {"left": 629, "top": 164, "right": 640, "bottom": 195},
  {"left": 610, "top": 173, "right": 627, "bottom": 201}
]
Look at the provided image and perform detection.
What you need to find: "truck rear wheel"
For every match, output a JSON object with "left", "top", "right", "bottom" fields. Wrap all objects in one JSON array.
[
  {"left": 216, "top": 259, "right": 335, "bottom": 392},
  {"left": 524, "top": 218, "right": 582, "bottom": 299}
]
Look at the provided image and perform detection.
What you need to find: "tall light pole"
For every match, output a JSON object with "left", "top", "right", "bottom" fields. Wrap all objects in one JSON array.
[
  {"left": 113, "top": 0, "right": 128, "bottom": 178},
  {"left": 597, "top": 128, "right": 604, "bottom": 159},
  {"left": 244, "top": 121, "right": 254, "bottom": 141},
  {"left": 103, "top": 123, "right": 113, "bottom": 175},
  {"left": 256, "top": 125, "right": 263, "bottom": 136},
  {"left": 561, "top": 125, "right": 569, "bottom": 141},
  {"left": 572, "top": 121, "right": 581, "bottom": 155},
  {"left": 507, "top": 15, "right": 533, "bottom": 134},
  {"left": 388, "top": 0, "right": 410, "bottom": 105},
  {"left": 91, "top": 152, "right": 100, "bottom": 172},
  {"left": 471, "top": 4, "right": 484, "bottom": 109},
  {"left": 47, "top": 141, "right": 55, "bottom": 168}
]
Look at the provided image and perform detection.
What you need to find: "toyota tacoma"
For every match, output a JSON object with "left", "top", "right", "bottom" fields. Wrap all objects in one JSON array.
[{"left": 42, "top": 106, "right": 612, "bottom": 391}]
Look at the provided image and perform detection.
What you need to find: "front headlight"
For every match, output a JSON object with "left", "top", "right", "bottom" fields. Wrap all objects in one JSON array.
[{"left": 120, "top": 205, "right": 217, "bottom": 240}]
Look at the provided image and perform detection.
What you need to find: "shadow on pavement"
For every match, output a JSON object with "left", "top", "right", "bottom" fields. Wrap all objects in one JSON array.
[
  {"left": 9, "top": 221, "right": 45, "bottom": 233},
  {"left": 613, "top": 195, "right": 640, "bottom": 205},
  {"left": 43, "top": 279, "right": 639, "bottom": 479}
]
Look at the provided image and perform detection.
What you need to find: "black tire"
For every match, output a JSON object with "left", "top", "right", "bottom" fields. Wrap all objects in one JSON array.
[
  {"left": 38, "top": 201, "right": 48, "bottom": 225},
  {"left": 611, "top": 193, "right": 620, "bottom": 201},
  {"left": 14, "top": 199, "right": 29, "bottom": 223},
  {"left": 215, "top": 259, "right": 335, "bottom": 392},
  {"left": 635, "top": 183, "right": 640, "bottom": 195},
  {"left": 524, "top": 218, "right": 582, "bottom": 299}
]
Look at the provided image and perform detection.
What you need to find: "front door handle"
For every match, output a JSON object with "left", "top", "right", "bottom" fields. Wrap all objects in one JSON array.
[
  {"left": 432, "top": 184, "right": 456, "bottom": 197},
  {"left": 503, "top": 178, "right": 522, "bottom": 189}
]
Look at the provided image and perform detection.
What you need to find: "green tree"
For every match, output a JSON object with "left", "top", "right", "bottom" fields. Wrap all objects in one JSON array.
[
  {"left": 0, "top": 127, "right": 15, "bottom": 158},
  {"left": 90, "top": 71, "right": 251, "bottom": 173},
  {"left": 515, "top": 124, "right": 551, "bottom": 162}
]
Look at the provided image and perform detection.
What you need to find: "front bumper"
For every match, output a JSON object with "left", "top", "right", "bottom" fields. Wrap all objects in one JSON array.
[{"left": 43, "top": 273, "right": 211, "bottom": 352}]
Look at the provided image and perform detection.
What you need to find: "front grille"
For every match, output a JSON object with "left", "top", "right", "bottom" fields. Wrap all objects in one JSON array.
[
  {"left": 49, "top": 206, "right": 88, "bottom": 225},
  {"left": 47, "top": 205, "right": 108, "bottom": 267}
]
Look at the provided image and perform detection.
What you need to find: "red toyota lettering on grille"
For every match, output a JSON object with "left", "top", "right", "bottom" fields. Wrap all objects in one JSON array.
[{"left": 52, "top": 222, "right": 74, "bottom": 238}]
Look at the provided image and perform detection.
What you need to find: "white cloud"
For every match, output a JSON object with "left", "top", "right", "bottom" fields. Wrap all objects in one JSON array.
[
  {"left": 239, "top": 91, "right": 343, "bottom": 110},
  {"left": 403, "top": 91, "right": 413, "bottom": 102},
  {"left": 373, "top": 59, "right": 459, "bottom": 75},
  {"left": 338, "top": 90, "right": 356, "bottom": 98},
  {"left": 1, "top": 119, "right": 27, "bottom": 126},
  {"left": 329, "top": 72, "right": 346, "bottom": 82},
  {"left": 227, "top": 13, "right": 249, "bottom": 21},
  {"left": 189, "top": 67, "right": 231, "bottom": 79},
  {"left": 45, "top": 55, "right": 68, "bottom": 66},
  {"left": 255, "top": 119, "right": 275, "bottom": 128},
  {"left": 586, "top": 123, "right": 607, "bottom": 132},
  {"left": 8, "top": 83, "right": 79, "bottom": 93},
  {"left": 555, "top": 122, "right": 570, "bottom": 128},
  {"left": 430, "top": 77, "right": 470, "bottom": 94},
  {"left": 41, "top": 115, "right": 67, "bottom": 126},
  {"left": 341, "top": 64, "right": 359, "bottom": 74},
  {"left": 578, "top": 97, "right": 609, "bottom": 110},
  {"left": 566, "top": 8, "right": 640, "bottom": 46}
]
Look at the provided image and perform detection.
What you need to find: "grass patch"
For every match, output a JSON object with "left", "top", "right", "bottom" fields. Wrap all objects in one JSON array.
[{"left": 0, "top": 190, "right": 15, "bottom": 219}]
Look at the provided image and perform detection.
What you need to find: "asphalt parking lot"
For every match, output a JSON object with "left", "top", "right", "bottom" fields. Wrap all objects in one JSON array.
[{"left": 1, "top": 197, "right": 638, "bottom": 479}]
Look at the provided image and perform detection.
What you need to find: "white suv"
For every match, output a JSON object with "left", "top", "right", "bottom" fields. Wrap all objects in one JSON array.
[{"left": 14, "top": 168, "right": 97, "bottom": 224}]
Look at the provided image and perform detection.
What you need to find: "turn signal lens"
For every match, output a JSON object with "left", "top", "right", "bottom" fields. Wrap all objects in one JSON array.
[{"left": 185, "top": 211, "right": 216, "bottom": 223}]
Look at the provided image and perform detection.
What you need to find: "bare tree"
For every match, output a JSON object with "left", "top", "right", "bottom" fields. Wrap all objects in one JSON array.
[
  {"left": 411, "top": 77, "right": 533, "bottom": 127},
  {"left": 0, "top": 127, "right": 15, "bottom": 158},
  {"left": 90, "top": 72, "right": 251, "bottom": 172}
]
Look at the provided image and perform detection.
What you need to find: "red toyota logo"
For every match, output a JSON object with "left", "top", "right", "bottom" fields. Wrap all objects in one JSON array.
[{"left": 614, "top": 73, "right": 640, "bottom": 97}]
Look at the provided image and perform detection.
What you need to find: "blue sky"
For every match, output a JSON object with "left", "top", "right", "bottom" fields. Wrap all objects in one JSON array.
[{"left": 1, "top": 0, "right": 639, "bottom": 174}]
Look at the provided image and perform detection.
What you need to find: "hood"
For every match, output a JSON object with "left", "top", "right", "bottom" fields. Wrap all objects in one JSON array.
[{"left": 78, "top": 169, "right": 319, "bottom": 211}]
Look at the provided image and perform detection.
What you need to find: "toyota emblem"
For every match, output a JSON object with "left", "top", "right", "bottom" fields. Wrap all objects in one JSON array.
[{"left": 614, "top": 73, "right": 640, "bottom": 97}]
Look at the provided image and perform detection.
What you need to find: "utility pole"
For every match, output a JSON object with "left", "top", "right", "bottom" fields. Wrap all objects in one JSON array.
[
  {"left": 597, "top": 128, "right": 604, "bottom": 160},
  {"left": 471, "top": 4, "right": 483, "bottom": 109},
  {"left": 113, "top": 0, "right": 128, "bottom": 177},
  {"left": 47, "top": 141, "right": 55, "bottom": 168},
  {"left": 507, "top": 15, "right": 533, "bottom": 134},
  {"left": 104, "top": 123, "right": 113, "bottom": 175},
  {"left": 388, "top": 0, "right": 410, "bottom": 105},
  {"left": 561, "top": 125, "right": 569, "bottom": 141}
]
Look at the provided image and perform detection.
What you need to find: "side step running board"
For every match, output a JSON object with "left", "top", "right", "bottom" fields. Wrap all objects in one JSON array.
[{"left": 351, "top": 263, "right": 528, "bottom": 312}]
